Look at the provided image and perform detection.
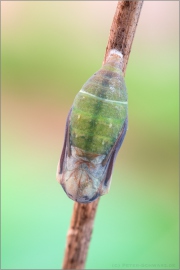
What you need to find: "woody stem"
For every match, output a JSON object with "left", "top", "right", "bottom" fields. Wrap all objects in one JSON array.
[{"left": 62, "top": 1, "right": 143, "bottom": 269}]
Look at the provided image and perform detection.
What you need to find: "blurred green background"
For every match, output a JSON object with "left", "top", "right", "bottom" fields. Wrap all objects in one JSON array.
[{"left": 1, "top": 1, "right": 179, "bottom": 269}]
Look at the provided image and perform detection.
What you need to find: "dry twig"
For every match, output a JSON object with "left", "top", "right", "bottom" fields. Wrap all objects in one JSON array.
[{"left": 62, "top": 1, "right": 143, "bottom": 269}]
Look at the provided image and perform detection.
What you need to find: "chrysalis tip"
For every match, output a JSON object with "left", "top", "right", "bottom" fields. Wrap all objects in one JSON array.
[{"left": 109, "top": 49, "right": 123, "bottom": 59}]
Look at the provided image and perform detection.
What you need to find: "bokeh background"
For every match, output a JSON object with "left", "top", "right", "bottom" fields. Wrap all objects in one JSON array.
[{"left": 1, "top": 1, "right": 179, "bottom": 269}]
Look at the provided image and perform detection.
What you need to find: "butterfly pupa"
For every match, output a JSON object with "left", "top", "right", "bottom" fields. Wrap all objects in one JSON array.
[{"left": 56, "top": 49, "right": 128, "bottom": 203}]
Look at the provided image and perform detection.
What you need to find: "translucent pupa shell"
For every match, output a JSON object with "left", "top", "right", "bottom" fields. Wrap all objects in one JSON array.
[{"left": 57, "top": 49, "right": 128, "bottom": 203}]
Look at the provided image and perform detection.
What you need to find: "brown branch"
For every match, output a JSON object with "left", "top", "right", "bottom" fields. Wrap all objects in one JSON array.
[
  {"left": 62, "top": 1, "right": 143, "bottom": 269},
  {"left": 62, "top": 199, "right": 99, "bottom": 269},
  {"left": 104, "top": 1, "right": 143, "bottom": 74}
]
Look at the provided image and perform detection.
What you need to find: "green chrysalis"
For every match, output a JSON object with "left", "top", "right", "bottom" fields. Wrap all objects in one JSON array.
[{"left": 57, "top": 49, "right": 128, "bottom": 203}]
